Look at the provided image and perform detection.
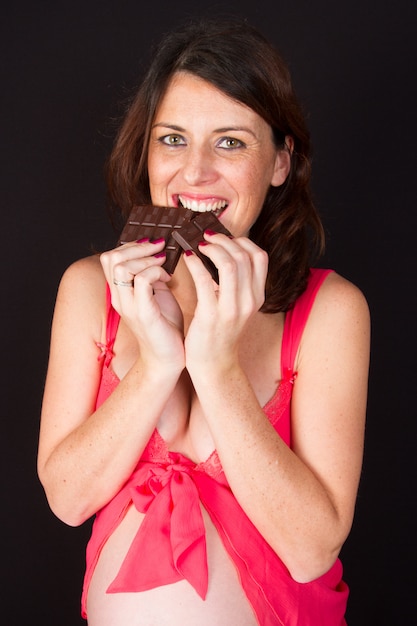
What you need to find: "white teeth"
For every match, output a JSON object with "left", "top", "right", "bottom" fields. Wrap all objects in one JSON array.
[{"left": 178, "top": 196, "right": 228, "bottom": 213}]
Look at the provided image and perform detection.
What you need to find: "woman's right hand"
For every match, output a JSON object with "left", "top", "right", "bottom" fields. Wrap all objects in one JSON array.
[
  {"left": 100, "top": 238, "right": 185, "bottom": 371},
  {"left": 38, "top": 250, "right": 186, "bottom": 524}
]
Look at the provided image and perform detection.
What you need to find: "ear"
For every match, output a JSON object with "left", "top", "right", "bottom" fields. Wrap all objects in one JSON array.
[{"left": 270, "top": 136, "right": 294, "bottom": 187}]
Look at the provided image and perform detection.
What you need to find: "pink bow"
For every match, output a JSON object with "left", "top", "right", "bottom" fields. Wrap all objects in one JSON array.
[{"left": 107, "top": 455, "right": 208, "bottom": 599}]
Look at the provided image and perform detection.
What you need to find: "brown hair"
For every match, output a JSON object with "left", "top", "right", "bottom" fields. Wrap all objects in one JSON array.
[{"left": 106, "top": 17, "right": 325, "bottom": 312}]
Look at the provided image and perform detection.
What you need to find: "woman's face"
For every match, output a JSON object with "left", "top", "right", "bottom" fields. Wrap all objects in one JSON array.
[{"left": 147, "top": 72, "right": 290, "bottom": 237}]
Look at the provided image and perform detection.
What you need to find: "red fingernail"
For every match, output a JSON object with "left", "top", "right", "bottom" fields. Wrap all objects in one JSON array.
[
  {"left": 136, "top": 237, "right": 149, "bottom": 243},
  {"left": 198, "top": 240, "right": 209, "bottom": 246},
  {"left": 154, "top": 251, "right": 166, "bottom": 258},
  {"left": 184, "top": 249, "right": 194, "bottom": 256},
  {"left": 204, "top": 229, "right": 217, "bottom": 236},
  {"left": 151, "top": 237, "right": 165, "bottom": 244}
]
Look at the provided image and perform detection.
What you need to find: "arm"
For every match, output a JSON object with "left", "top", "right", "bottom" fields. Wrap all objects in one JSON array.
[
  {"left": 38, "top": 246, "right": 184, "bottom": 526},
  {"left": 184, "top": 238, "right": 370, "bottom": 582}
]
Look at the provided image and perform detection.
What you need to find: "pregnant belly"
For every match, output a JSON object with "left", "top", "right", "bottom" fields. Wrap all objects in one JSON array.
[{"left": 86, "top": 504, "right": 258, "bottom": 626}]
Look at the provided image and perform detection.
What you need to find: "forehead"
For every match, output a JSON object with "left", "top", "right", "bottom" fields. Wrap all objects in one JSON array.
[{"left": 154, "top": 72, "right": 262, "bottom": 126}]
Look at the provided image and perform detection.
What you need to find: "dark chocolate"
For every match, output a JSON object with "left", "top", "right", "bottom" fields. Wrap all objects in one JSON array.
[
  {"left": 172, "top": 211, "right": 231, "bottom": 283},
  {"left": 118, "top": 204, "right": 193, "bottom": 274},
  {"left": 118, "top": 205, "right": 231, "bottom": 279}
]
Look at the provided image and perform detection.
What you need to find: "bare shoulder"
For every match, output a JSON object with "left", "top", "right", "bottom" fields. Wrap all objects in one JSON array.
[
  {"left": 60, "top": 253, "right": 105, "bottom": 291},
  {"left": 298, "top": 271, "right": 370, "bottom": 364},
  {"left": 312, "top": 270, "right": 369, "bottom": 324},
  {"left": 54, "top": 254, "right": 107, "bottom": 335},
  {"left": 58, "top": 254, "right": 106, "bottom": 304}
]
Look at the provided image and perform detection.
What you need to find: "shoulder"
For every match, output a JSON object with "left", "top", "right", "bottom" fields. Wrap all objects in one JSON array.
[
  {"left": 313, "top": 271, "right": 370, "bottom": 325},
  {"left": 54, "top": 254, "right": 107, "bottom": 331},
  {"left": 298, "top": 271, "right": 370, "bottom": 365},
  {"left": 58, "top": 254, "right": 106, "bottom": 302},
  {"left": 60, "top": 253, "right": 105, "bottom": 287}
]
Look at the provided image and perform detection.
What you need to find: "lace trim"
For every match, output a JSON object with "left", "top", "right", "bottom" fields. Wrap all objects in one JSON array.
[{"left": 95, "top": 354, "right": 295, "bottom": 483}]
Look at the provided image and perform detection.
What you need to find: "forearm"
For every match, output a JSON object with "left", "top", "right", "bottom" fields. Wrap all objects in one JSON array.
[
  {"left": 38, "top": 362, "right": 181, "bottom": 526},
  {"left": 191, "top": 364, "right": 353, "bottom": 581}
]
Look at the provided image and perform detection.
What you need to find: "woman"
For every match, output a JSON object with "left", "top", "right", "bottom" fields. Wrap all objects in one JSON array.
[{"left": 37, "top": 18, "right": 370, "bottom": 626}]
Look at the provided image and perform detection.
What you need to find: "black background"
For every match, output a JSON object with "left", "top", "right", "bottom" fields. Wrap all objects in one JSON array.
[{"left": 2, "top": 1, "right": 416, "bottom": 624}]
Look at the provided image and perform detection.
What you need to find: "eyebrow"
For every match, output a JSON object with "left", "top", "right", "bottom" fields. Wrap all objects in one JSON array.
[
  {"left": 152, "top": 123, "right": 185, "bottom": 132},
  {"left": 152, "top": 122, "right": 258, "bottom": 138}
]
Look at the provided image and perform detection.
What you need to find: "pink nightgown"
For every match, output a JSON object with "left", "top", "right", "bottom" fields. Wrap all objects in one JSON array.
[{"left": 81, "top": 268, "right": 349, "bottom": 625}]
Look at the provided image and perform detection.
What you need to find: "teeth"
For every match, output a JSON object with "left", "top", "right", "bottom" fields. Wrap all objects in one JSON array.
[{"left": 178, "top": 196, "right": 227, "bottom": 213}]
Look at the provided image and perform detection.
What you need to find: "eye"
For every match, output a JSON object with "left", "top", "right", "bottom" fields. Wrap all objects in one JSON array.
[
  {"left": 159, "top": 134, "right": 186, "bottom": 146},
  {"left": 217, "top": 136, "right": 245, "bottom": 149}
]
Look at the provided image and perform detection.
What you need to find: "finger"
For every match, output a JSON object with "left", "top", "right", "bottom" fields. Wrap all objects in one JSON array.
[
  {"left": 199, "top": 238, "right": 267, "bottom": 314},
  {"left": 106, "top": 249, "right": 167, "bottom": 303},
  {"left": 113, "top": 265, "right": 163, "bottom": 323},
  {"left": 110, "top": 260, "right": 169, "bottom": 317},
  {"left": 100, "top": 239, "right": 166, "bottom": 281},
  {"left": 198, "top": 239, "right": 248, "bottom": 301},
  {"left": 114, "top": 251, "right": 167, "bottom": 283},
  {"left": 182, "top": 250, "right": 219, "bottom": 309},
  {"left": 203, "top": 234, "right": 268, "bottom": 295},
  {"left": 131, "top": 268, "right": 185, "bottom": 337},
  {"left": 230, "top": 237, "right": 269, "bottom": 297}
]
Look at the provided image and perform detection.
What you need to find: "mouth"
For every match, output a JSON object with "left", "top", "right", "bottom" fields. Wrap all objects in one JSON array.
[{"left": 176, "top": 195, "right": 228, "bottom": 217}]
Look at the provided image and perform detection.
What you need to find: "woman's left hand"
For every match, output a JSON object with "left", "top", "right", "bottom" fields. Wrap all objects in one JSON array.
[{"left": 183, "top": 231, "right": 268, "bottom": 373}]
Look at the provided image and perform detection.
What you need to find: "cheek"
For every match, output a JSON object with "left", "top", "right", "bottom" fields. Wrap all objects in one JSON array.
[
  {"left": 228, "top": 159, "right": 262, "bottom": 191},
  {"left": 148, "top": 157, "right": 172, "bottom": 195},
  {"left": 238, "top": 150, "right": 276, "bottom": 188},
  {"left": 148, "top": 145, "right": 171, "bottom": 179},
  {"left": 243, "top": 166, "right": 274, "bottom": 206},
  {"left": 147, "top": 153, "right": 160, "bottom": 184}
]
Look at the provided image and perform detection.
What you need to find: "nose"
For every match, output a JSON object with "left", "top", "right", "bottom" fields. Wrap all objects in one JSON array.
[{"left": 182, "top": 144, "right": 219, "bottom": 186}]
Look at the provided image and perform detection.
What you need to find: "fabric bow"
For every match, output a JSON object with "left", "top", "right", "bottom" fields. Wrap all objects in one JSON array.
[{"left": 107, "top": 454, "right": 208, "bottom": 599}]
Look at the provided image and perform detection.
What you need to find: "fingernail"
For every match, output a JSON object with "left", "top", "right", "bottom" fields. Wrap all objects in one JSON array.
[
  {"left": 151, "top": 237, "right": 165, "bottom": 244},
  {"left": 204, "top": 229, "right": 217, "bottom": 236},
  {"left": 184, "top": 249, "right": 194, "bottom": 256},
  {"left": 198, "top": 240, "right": 209, "bottom": 246},
  {"left": 136, "top": 237, "right": 149, "bottom": 243},
  {"left": 154, "top": 251, "right": 166, "bottom": 258}
]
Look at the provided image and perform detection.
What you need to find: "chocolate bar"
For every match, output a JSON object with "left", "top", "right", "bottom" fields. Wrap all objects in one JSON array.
[
  {"left": 118, "top": 205, "right": 231, "bottom": 279},
  {"left": 172, "top": 211, "right": 231, "bottom": 283},
  {"left": 118, "top": 204, "right": 193, "bottom": 274}
]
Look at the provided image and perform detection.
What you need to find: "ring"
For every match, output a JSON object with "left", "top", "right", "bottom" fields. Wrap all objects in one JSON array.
[{"left": 113, "top": 278, "right": 134, "bottom": 287}]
